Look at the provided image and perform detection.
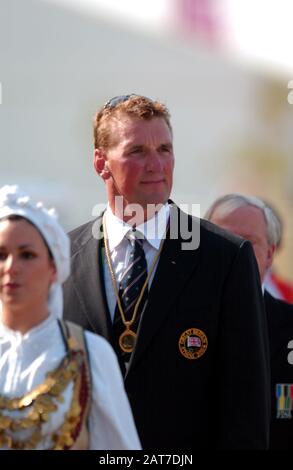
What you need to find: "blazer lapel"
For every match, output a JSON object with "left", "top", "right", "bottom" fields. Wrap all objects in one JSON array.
[
  {"left": 126, "top": 205, "right": 201, "bottom": 374},
  {"left": 71, "top": 219, "right": 113, "bottom": 340}
]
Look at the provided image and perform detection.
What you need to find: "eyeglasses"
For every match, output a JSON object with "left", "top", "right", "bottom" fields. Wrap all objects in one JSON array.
[{"left": 103, "top": 94, "right": 152, "bottom": 109}]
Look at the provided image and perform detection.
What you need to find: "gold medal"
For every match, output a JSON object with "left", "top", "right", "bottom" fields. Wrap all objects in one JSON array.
[
  {"left": 103, "top": 216, "right": 168, "bottom": 356},
  {"left": 119, "top": 329, "right": 137, "bottom": 353}
]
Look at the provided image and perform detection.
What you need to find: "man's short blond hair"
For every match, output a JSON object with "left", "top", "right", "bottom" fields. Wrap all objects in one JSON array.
[{"left": 93, "top": 94, "right": 172, "bottom": 150}]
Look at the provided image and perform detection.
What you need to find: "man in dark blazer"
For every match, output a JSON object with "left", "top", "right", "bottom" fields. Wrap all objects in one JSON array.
[
  {"left": 63, "top": 95, "right": 270, "bottom": 449},
  {"left": 206, "top": 193, "right": 293, "bottom": 449}
]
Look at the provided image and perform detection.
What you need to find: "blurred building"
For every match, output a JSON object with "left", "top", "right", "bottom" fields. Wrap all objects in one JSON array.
[{"left": 1, "top": 0, "right": 293, "bottom": 279}]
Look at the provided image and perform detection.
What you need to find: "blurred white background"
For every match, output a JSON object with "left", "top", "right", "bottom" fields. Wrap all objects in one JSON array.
[{"left": 1, "top": 0, "right": 293, "bottom": 281}]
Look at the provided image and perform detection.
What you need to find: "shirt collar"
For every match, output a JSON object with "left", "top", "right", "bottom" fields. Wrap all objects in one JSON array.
[{"left": 104, "top": 203, "right": 170, "bottom": 251}]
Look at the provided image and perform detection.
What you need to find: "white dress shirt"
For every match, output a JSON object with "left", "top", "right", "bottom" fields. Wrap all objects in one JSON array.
[
  {"left": 103, "top": 203, "right": 170, "bottom": 321},
  {"left": 0, "top": 314, "right": 141, "bottom": 450}
]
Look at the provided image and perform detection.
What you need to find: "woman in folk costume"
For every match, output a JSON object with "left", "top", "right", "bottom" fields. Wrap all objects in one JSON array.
[{"left": 0, "top": 185, "right": 141, "bottom": 450}]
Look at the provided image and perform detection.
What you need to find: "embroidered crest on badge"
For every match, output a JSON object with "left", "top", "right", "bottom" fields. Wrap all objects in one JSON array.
[{"left": 178, "top": 328, "right": 208, "bottom": 360}]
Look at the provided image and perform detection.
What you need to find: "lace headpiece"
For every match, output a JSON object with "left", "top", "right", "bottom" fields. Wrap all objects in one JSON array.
[{"left": 0, "top": 185, "right": 70, "bottom": 319}]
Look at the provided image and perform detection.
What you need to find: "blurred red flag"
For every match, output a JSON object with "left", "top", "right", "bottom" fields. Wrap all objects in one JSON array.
[{"left": 174, "top": 0, "right": 222, "bottom": 46}]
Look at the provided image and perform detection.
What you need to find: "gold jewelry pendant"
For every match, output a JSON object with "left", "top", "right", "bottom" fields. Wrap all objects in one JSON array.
[{"left": 119, "top": 329, "right": 136, "bottom": 353}]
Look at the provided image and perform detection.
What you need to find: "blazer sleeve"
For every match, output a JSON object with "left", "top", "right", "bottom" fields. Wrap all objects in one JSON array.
[{"left": 217, "top": 240, "right": 270, "bottom": 449}]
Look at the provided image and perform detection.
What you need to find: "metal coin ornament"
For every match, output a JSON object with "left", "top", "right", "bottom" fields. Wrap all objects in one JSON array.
[
  {"left": 103, "top": 215, "right": 168, "bottom": 355},
  {"left": 119, "top": 329, "right": 137, "bottom": 353}
]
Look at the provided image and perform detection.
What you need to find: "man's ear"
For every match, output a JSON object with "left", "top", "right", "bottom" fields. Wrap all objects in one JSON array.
[
  {"left": 93, "top": 149, "right": 111, "bottom": 181},
  {"left": 266, "top": 244, "right": 276, "bottom": 270}
]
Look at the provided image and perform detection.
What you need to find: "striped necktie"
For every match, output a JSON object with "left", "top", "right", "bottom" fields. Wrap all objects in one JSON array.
[{"left": 113, "top": 230, "right": 148, "bottom": 360}]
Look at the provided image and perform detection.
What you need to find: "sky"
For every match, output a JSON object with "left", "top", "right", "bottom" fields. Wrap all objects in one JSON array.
[
  {"left": 48, "top": 0, "right": 169, "bottom": 31},
  {"left": 223, "top": 0, "right": 293, "bottom": 75},
  {"left": 44, "top": 0, "right": 293, "bottom": 75}
]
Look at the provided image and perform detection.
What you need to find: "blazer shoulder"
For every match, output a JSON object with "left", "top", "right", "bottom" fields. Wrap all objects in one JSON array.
[
  {"left": 196, "top": 219, "right": 253, "bottom": 266},
  {"left": 199, "top": 218, "right": 259, "bottom": 278},
  {"left": 173, "top": 205, "right": 249, "bottom": 257},
  {"left": 174, "top": 204, "right": 244, "bottom": 249},
  {"left": 264, "top": 291, "right": 293, "bottom": 344},
  {"left": 199, "top": 217, "right": 246, "bottom": 252},
  {"left": 264, "top": 290, "right": 293, "bottom": 318},
  {"left": 68, "top": 216, "right": 102, "bottom": 255},
  {"left": 173, "top": 207, "right": 252, "bottom": 270}
]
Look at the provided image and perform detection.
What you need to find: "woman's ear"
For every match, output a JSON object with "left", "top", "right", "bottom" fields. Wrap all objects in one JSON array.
[{"left": 49, "top": 260, "right": 57, "bottom": 284}]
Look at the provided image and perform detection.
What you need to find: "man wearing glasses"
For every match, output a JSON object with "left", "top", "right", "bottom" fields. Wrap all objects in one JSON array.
[{"left": 63, "top": 94, "right": 270, "bottom": 449}]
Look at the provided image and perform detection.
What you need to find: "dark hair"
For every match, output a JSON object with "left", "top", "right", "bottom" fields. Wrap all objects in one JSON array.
[{"left": 0, "top": 214, "right": 54, "bottom": 260}]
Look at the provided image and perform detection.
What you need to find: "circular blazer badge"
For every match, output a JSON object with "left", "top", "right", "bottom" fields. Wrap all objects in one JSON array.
[{"left": 178, "top": 328, "right": 208, "bottom": 360}]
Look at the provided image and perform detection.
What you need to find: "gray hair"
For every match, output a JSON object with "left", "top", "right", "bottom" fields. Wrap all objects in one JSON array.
[{"left": 204, "top": 193, "right": 282, "bottom": 246}]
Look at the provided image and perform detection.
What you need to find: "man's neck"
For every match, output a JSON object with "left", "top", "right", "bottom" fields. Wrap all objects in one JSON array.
[{"left": 108, "top": 197, "right": 166, "bottom": 225}]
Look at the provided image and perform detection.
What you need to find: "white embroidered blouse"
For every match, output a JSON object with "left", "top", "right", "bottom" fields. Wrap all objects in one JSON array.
[{"left": 0, "top": 314, "right": 141, "bottom": 450}]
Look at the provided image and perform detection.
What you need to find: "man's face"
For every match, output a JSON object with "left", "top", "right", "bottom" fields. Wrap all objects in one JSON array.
[
  {"left": 210, "top": 205, "right": 275, "bottom": 282},
  {"left": 95, "top": 115, "right": 174, "bottom": 215}
]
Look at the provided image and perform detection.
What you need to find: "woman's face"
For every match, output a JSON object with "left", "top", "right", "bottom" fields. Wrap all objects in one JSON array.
[{"left": 0, "top": 219, "right": 56, "bottom": 315}]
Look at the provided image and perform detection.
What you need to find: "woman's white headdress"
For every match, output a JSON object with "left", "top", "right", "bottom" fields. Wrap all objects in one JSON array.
[{"left": 0, "top": 185, "right": 70, "bottom": 319}]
